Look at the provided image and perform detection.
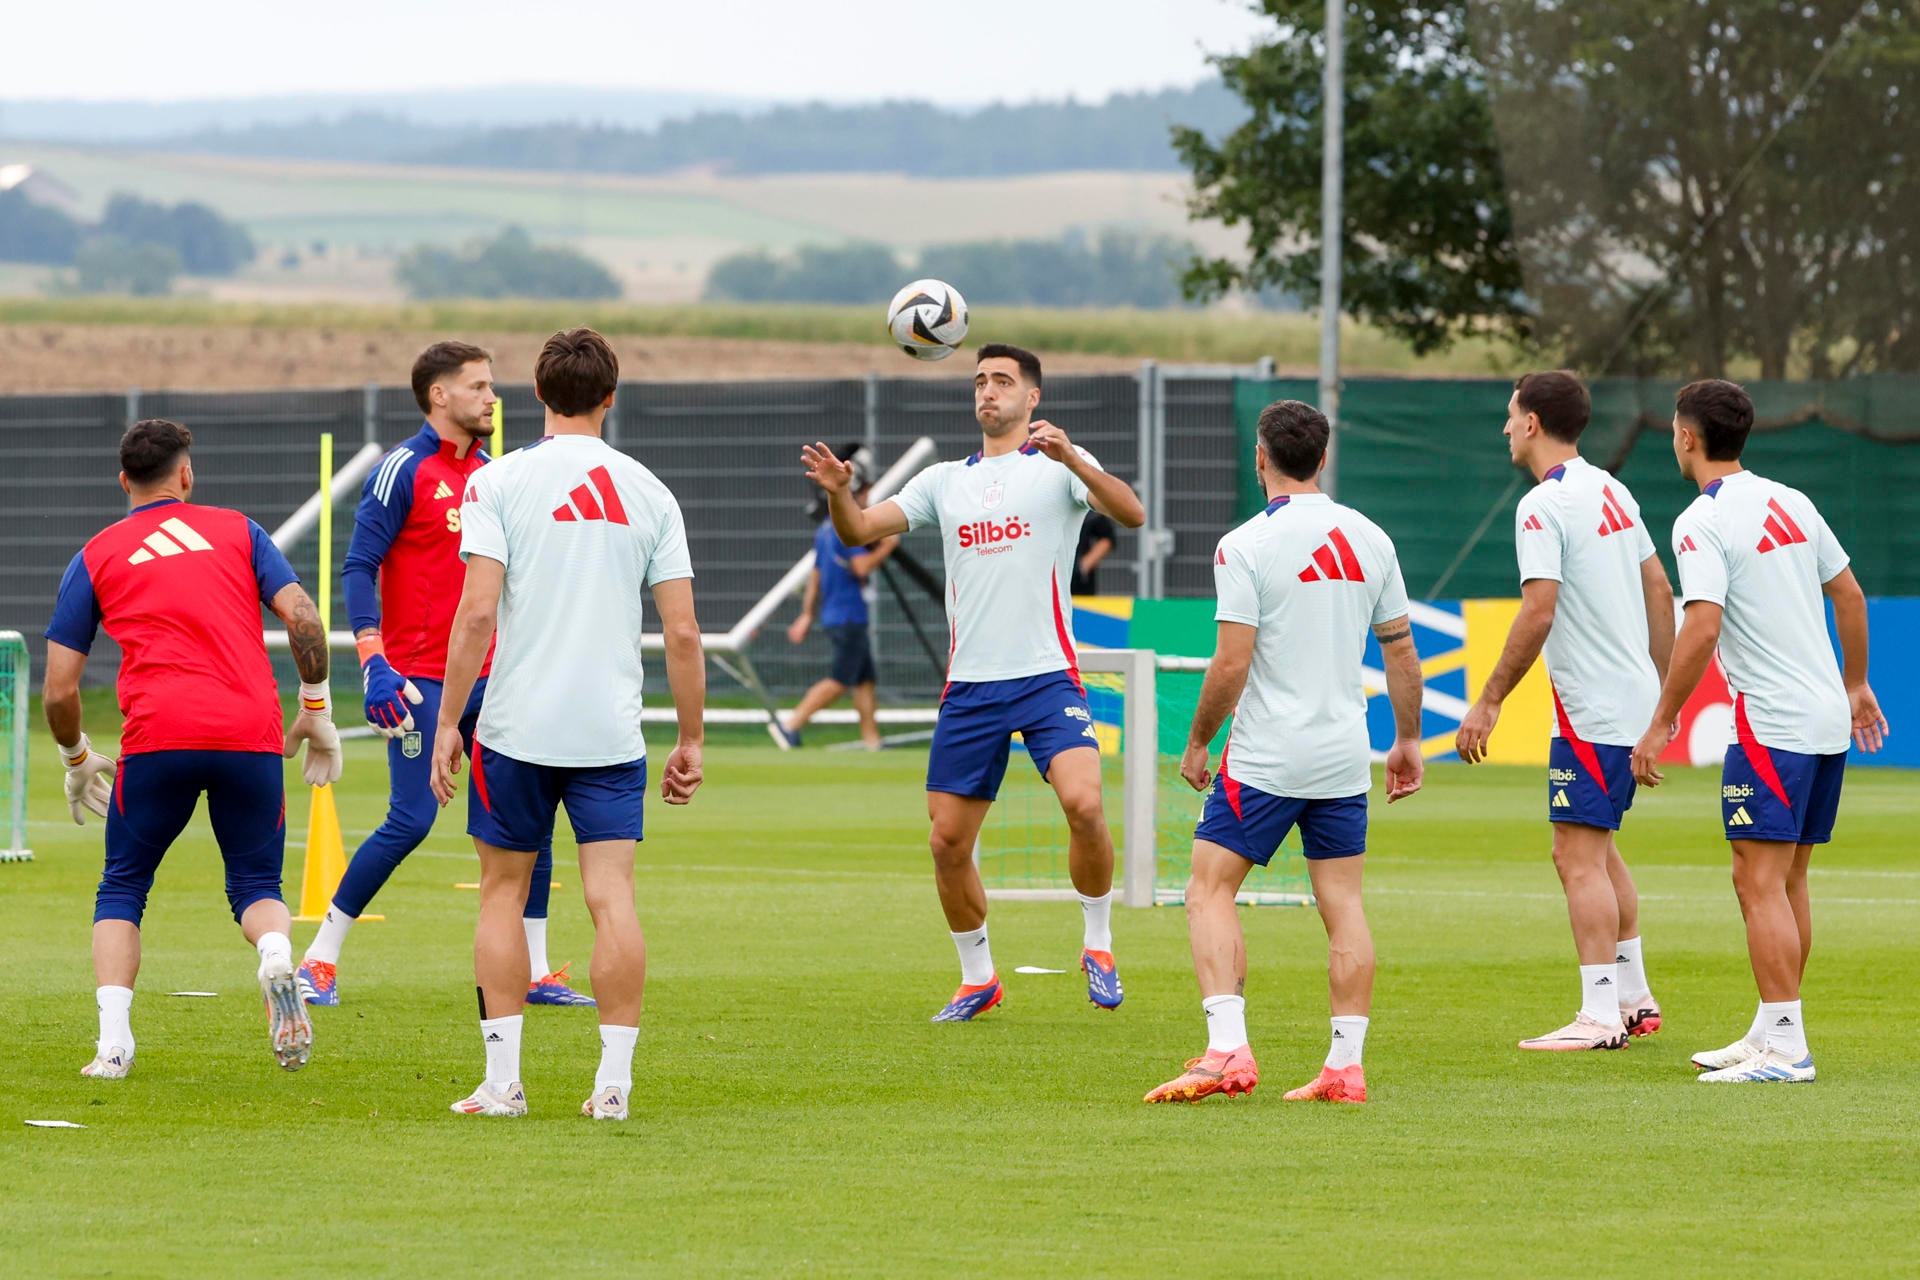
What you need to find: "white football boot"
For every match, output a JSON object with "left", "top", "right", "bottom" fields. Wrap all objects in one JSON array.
[
  {"left": 581, "top": 1086, "right": 629, "bottom": 1121},
  {"left": 1691, "top": 1037, "right": 1765, "bottom": 1071},
  {"left": 451, "top": 1081, "right": 528, "bottom": 1116},
  {"left": 259, "top": 953, "right": 313, "bottom": 1071},
  {"left": 1697, "top": 1047, "right": 1815, "bottom": 1083},
  {"left": 81, "top": 1046, "right": 133, "bottom": 1079}
]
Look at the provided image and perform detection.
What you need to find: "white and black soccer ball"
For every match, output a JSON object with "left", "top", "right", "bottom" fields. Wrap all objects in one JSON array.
[{"left": 886, "top": 278, "right": 969, "bottom": 361}]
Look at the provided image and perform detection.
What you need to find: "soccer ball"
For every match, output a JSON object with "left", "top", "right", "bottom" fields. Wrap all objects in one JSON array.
[{"left": 887, "top": 279, "right": 969, "bottom": 361}]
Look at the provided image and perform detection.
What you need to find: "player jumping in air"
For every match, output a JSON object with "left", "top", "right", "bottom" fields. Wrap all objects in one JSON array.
[
  {"left": 1456, "top": 372, "right": 1674, "bottom": 1051},
  {"left": 1144, "top": 401, "right": 1424, "bottom": 1105},
  {"left": 432, "top": 328, "right": 706, "bottom": 1120},
  {"left": 43, "top": 418, "right": 342, "bottom": 1078},
  {"left": 297, "top": 341, "right": 591, "bottom": 1008},
  {"left": 802, "top": 343, "right": 1145, "bottom": 1021},
  {"left": 1632, "top": 379, "right": 1888, "bottom": 1083}
]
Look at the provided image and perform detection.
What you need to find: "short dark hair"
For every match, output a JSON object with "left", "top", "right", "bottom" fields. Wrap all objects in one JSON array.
[
  {"left": 1675, "top": 379, "right": 1754, "bottom": 461},
  {"left": 119, "top": 418, "right": 193, "bottom": 486},
  {"left": 534, "top": 328, "right": 620, "bottom": 418},
  {"left": 410, "top": 340, "right": 492, "bottom": 415},
  {"left": 1513, "top": 370, "right": 1591, "bottom": 443},
  {"left": 1257, "top": 400, "right": 1330, "bottom": 482},
  {"left": 975, "top": 342, "right": 1042, "bottom": 389}
]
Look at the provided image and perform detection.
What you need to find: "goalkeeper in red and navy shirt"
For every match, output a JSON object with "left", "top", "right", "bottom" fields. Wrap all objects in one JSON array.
[
  {"left": 294, "top": 341, "right": 592, "bottom": 1008},
  {"left": 44, "top": 418, "right": 341, "bottom": 1080}
]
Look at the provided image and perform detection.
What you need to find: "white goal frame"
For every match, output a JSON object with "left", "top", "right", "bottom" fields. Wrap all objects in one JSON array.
[{"left": 1, "top": 630, "right": 30, "bottom": 862}]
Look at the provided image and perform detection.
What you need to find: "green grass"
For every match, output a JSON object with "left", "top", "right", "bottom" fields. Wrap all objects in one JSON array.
[
  {"left": 3, "top": 707, "right": 1916, "bottom": 1277},
  {"left": 0, "top": 295, "right": 1513, "bottom": 371}
]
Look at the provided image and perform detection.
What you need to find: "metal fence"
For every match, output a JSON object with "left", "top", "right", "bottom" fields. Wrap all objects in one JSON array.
[{"left": 0, "top": 366, "right": 1256, "bottom": 701}]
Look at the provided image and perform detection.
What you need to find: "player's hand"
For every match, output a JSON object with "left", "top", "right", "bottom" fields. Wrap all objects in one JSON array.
[
  {"left": 1849, "top": 682, "right": 1889, "bottom": 754},
  {"left": 1631, "top": 721, "right": 1672, "bottom": 787},
  {"left": 1025, "top": 419, "right": 1079, "bottom": 466},
  {"left": 283, "top": 682, "right": 343, "bottom": 787},
  {"left": 1385, "top": 737, "right": 1424, "bottom": 803},
  {"left": 58, "top": 733, "right": 116, "bottom": 825},
  {"left": 361, "top": 653, "right": 423, "bottom": 739},
  {"left": 1179, "top": 743, "right": 1212, "bottom": 792},
  {"left": 429, "top": 722, "right": 464, "bottom": 806},
  {"left": 1454, "top": 698, "right": 1500, "bottom": 764},
  {"left": 801, "top": 442, "right": 854, "bottom": 493},
  {"left": 786, "top": 614, "right": 811, "bottom": 645},
  {"left": 662, "top": 740, "right": 703, "bottom": 805}
]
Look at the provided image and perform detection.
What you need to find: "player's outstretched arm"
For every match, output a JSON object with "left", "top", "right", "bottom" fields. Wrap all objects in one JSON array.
[
  {"left": 652, "top": 577, "right": 706, "bottom": 805},
  {"left": 1824, "top": 567, "right": 1889, "bottom": 753},
  {"left": 1632, "top": 600, "right": 1722, "bottom": 786},
  {"left": 430, "top": 556, "right": 502, "bottom": 805},
  {"left": 1641, "top": 555, "right": 1677, "bottom": 685},
  {"left": 788, "top": 568, "right": 820, "bottom": 644},
  {"left": 42, "top": 641, "right": 113, "bottom": 824},
  {"left": 1376, "top": 617, "right": 1425, "bottom": 802},
  {"left": 1180, "top": 622, "right": 1256, "bottom": 791},
  {"left": 1027, "top": 420, "right": 1145, "bottom": 528},
  {"left": 270, "top": 583, "right": 343, "bottom": 787},
  {"left": 802, "top": 442, "right": 910, "bottom": 547},
  {"left": 1456, "top": 578, "right": 1557, "bottom": 764}
]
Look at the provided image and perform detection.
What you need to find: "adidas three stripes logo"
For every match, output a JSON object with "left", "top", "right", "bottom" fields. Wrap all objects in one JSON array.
[
  {"left": 552, "top": 465, "right": 630, "bottom": 525},
  {"left": 126, "top": 516, "right": 215, "bottom": 565}
]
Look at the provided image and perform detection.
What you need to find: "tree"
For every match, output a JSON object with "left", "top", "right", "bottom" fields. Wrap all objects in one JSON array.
[
  {"left": 72, "top": 237, "right": 182, "bottom": 295},
  {"left": 1178, "top": 1, "right": 1919, "bottom": 376},
  {"left": 396, "top": 227, "right": 621, "bottom": 300},
  {"left": 0, "top": 188, "right": 83, "bottom": 265},
  {"left": 98, "top": 194, "right": 254, "bottom": 275}
]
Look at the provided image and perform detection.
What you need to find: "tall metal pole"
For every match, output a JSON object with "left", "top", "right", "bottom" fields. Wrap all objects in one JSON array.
[{"left": 1319, "top": 0, "right": 1345, "bottom": 498}]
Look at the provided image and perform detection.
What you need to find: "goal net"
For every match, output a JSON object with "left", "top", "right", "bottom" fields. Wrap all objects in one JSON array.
[
  {"left": 1, "top": 631, "right": 30, "bottom": 862},
  {"left": 977, "top": 648, "right": 1311, "bottom": 907}
]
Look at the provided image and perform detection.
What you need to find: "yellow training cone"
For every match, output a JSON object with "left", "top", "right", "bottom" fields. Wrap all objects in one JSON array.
[{"left": 293, "top": 783, "right": 381, "bottom": 922}]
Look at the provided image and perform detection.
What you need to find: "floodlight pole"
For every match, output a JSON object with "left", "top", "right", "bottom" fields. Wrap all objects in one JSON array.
[{"left": 1319, "top": 0, "right": 1345, "bottom": 499}]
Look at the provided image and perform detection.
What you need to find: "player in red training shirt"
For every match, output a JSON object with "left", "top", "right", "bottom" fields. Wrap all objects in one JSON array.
[
  {"left": 295, "top": 341, "right": 589, "bottom": 1008},
  {"left": 44, "top": 418, "right": 342, "bottom": 1079}
]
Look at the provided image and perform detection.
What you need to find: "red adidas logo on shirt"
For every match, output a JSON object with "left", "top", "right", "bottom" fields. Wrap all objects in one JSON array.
[
  {"left": 1522, "top": 515, "right": 1545, "bottom": 532},
  {"left": 1756, "top": 497, "right": 1807, "bottom": 553},
  {"left": 552, "top": 466, "right": 629, "bottom": 525},
  {"left": 1678, "top": 535, "right": 1700, "bottom": 554},
  {"left": 1596, "top": 485, "right": 1634, "bottom": 537},
  {"left": 1297, "top": 528, "right": 1366, "bottom": 583}
]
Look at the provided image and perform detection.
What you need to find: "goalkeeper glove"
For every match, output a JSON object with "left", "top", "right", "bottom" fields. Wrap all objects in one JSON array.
[
  {"left": 284, "top": 682, "right": 344, "bottom": 787},
  {"left": 362, "top": 653, "right": 423, "bottom": 739},
  {"left": 58, "top": 733, "right": 116, "bottom": 825}
]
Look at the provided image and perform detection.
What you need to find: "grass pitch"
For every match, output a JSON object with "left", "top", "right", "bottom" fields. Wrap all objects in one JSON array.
[{"left": 2, "top": 713, "right": 1916, "bottom": 1277}]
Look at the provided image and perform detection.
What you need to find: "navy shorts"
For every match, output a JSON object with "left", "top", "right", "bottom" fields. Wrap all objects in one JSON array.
[
  {"left": 468, "top": 744, "right": 647, "bottom": 852},
  {"left": 928, "top": 671, "right": 1098, "bottom": 801},
  {"left": 1193, "top": 771, "right": 1368, "bottom": 863},
  {"left": 1548, "top": 738, "right": 1637, "bottom": 830},
  {"left": 825, "top": 623, "right": 877, "bottom": 687},
  {"left": 1722, "top": 743, "right": 1845, "bottom": 844},
  {"left": 100, "top": 750, "right": 286, "bottom": 925}
]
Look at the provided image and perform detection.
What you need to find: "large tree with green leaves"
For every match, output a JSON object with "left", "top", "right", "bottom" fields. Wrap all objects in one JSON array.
[{"left": 1177, "top": 1, "right": 1918, "bottom": 377}]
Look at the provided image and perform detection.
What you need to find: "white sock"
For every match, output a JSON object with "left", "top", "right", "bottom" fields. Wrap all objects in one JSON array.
[
  {"left": 1742, "top": 1000, "right": 1768, "bottom": 1048},
  {"left": 524, "top": 916, "right": 551, "bottom": 980},
  {"left": 951, "top": 926, "right": 995, "bottom": 986},
  {"left": 1579, "top": 964, "right": 1622, "bottom": 1026},
  {"left": 1760, "top": 1000, "right": 1809, "bottom": 1059},
  {"left": 1614, "top": 936, "right": 1650, "bottom": 1003},
  {"left": 96, "top": 985, "right": 134, "bottom": 1057},
  {"left": 1202, "top": 994, "right": 1248, "bottom": 1053},
  {"left": 256, "top": 930, "right": 293, "bottom": 970},
  {"left": 1326, "top": 1015, "right": 1368, "bottom": 1070},
  {"left": 596, "top": 1024, "right": 638, "bottom": 1094},
  {"left": 480, "top": 1014, "right": 523, "bottom": 1090},
  {"left": 305, "top": 906, "right": 355, "bottom": 966},
  {"left": 1078, "top": 891, "right": 1114, "bottom": 953}
]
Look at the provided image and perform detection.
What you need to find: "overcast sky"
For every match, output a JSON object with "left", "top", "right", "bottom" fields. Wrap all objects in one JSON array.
[{"left": 5, "top": 0, "right": 1271, "bottom": 104}]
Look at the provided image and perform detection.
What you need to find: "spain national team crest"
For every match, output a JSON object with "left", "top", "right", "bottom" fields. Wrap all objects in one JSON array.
[
  {"left": 402, "top": 730, "right": 422, "bottom": 759},
  {"left": 982, "top": 482, "right": 1005, "bottom": 511}
]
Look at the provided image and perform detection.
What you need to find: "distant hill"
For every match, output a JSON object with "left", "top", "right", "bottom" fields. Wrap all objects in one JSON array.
[
  {"left": 0, "top": 87, "right": 762, "bottom": 141},
  {"left": 13, "top": 82, "right": 1246, "bottom": 178}
]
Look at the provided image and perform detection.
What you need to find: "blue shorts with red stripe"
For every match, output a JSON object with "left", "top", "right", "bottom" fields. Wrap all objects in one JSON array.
[
  {"left": 1193, "top": 772, "right": 1368, "bottom": 863},
  {"left": 1548, "top": 738, "right": 1637, "bottom": 830},
  {"left": 1722, "top": 743, "right": 1845, "bottom": 844},
  {"left": 100, "top": 750, "right": 285, "bottom": 925},
  {"left": 468, "top": 744, "right": 647, "bottom": 852},
  {"left": 927, "top": 672, "right": 1098, "bottom": 801}
]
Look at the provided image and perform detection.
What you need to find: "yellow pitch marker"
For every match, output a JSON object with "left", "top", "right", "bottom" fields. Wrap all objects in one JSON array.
[{"left": 293, "top": 784, "right": 381, "bottom": 922}]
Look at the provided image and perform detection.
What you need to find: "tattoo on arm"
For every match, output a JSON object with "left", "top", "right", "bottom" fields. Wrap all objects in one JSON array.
[
  {"left": 1374, "top": 625, "right": 1412, "bottom": 645},
  {"left": 285, "top": 594, "right": 330, "bottom": 685}
]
